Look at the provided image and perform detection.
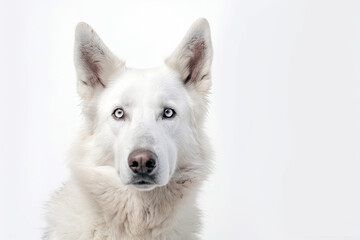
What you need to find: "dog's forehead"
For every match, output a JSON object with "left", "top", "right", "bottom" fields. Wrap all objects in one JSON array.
[{"left": 106, "top": 66, "right": 186, "bottom": 103}]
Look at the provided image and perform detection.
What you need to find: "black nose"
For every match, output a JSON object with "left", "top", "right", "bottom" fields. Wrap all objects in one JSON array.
[{"left": 128, "top": 149, "right": 157, "bottom": 174}]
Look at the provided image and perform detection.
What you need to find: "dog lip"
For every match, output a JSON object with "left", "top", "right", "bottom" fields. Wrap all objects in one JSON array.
[
  {"left": 134, "top": 180, "right": 154, "bottom": 185},
  {"left": 130, "top": 178, "right": 157, "bottom": 191},
  {"left": 131, "top": 175, "right": 156, "bottom": 185}
]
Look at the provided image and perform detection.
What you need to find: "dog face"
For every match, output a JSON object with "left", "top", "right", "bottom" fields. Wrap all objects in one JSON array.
[
  {"left": 74, "top": 19, "right": 212, "bottom": 190},
  {"left": 97, "top": 67, "right": 189, "bottom": 190}
]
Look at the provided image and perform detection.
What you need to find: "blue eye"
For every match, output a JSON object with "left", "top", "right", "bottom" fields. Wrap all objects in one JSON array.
[
  {"left": 163, "top": 108, "right": 176, "bottom": 119},
  {"left": 113, "top": 108, "right": 124, "bottom": 120}
]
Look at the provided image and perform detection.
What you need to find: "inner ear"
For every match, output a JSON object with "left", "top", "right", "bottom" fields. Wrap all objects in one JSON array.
[
  {"left": 80, "top": 44, "right": 106, "bottom": 87},
  {"left": 184, "top": 74, "right": 191, "bottom": 84},
  {"left": 184, "top": 39, "right": 206, "bottom": 84},
  {"left": 74, "top": 22, "right": 124, "bottom": 99},
  {"left": 165, "top": 18, "right": 213, "bottom": 86}
]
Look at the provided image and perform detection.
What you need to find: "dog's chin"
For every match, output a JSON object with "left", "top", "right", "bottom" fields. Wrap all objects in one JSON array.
[
  {"left": 119, "top": 172, "right": 170, "bottom": 191},
  {"left": 127, "top": 178, "right": 159, "bottom": 191},
  {"left": 131, "top": 182, "right": 157, "bottom": 191}
]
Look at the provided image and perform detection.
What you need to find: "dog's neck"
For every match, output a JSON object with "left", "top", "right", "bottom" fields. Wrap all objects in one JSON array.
[
  {"left": 69, "top": 128, "right": 209, "bottom": 238},
  {"left": 72, "top": 160, "right": 201, "bottom": 238}
]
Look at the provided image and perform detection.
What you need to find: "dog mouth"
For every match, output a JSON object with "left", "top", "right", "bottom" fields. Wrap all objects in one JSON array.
[
  {"left": 130, "top": 176, "right": 157, "bottom": 190},
  {"left": 134, "top": 179, "right": 154, "bottom": 185}
]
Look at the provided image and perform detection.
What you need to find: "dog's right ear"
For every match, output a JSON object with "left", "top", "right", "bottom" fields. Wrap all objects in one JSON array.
[{"left": 74, "top": 23, "right": 124, "bottom": 99}]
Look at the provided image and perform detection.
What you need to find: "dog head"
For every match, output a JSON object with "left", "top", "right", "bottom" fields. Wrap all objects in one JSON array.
[{"left": 74, "top": 19, "right": 212, "bottom": 190}]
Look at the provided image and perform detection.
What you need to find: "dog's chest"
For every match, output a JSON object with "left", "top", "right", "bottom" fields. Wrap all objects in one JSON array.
[
  {"left": 101, "top": 196, "right": 177, "bottom": 239},
  {"left": 90, "top": 188, "right": 198, "bottom": 240}
]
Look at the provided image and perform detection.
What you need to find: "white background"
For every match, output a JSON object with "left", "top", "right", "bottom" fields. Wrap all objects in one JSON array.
[{"left": 1, "top": 0, "right": 360, "bottom": 239}]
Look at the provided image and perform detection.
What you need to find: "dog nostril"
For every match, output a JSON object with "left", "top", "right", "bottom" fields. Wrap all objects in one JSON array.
[
  {"left": 145, "top": 159, "right": 156, "bottom": 172},
  {"left": 130, "top": 161, "right": 139, "bottom": 167}
]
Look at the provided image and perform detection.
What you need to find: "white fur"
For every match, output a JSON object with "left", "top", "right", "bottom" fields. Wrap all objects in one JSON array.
[{"left": 44, "top": 18, "right": 213, "bottom": 240}]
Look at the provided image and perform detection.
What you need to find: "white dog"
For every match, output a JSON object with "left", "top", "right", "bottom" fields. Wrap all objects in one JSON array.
[{"left": 44, "top": 18, "right": 213, "bottom": 240}]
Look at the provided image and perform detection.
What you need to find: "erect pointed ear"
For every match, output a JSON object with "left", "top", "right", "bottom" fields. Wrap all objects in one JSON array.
[
  {"left": 74, "top": 22, "right": 124, "bottom": 99},
  {"left": 165, "top": 18, "right": 213, "bottom": 86}
]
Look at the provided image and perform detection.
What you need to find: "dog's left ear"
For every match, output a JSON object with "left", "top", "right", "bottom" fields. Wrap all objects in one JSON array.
[{"left": 166, "top": 18, "right": 213, "bottom": 87}]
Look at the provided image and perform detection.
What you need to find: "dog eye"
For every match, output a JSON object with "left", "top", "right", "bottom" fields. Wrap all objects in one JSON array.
[
  {"left": 113, "top": 108, "right": 124, "bottom": 120},
  {"left": 163, "top": 108, "right": 176, "bottom": 119}
]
